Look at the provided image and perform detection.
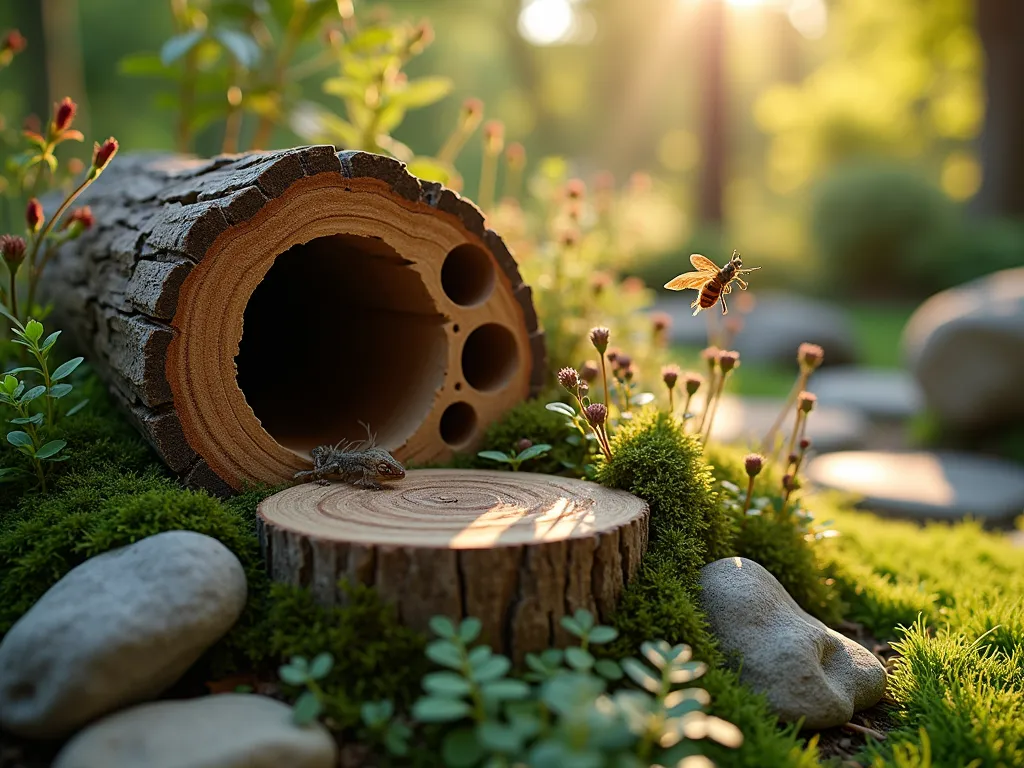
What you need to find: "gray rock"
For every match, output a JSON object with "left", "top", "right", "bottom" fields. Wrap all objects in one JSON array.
[
  {"left": 653, "top": 290, "right": 858, "bottom": 366},
  {"left": 807, "top": 367, "right": 924, "bottom": 421},
  {"left": 699, "top": 557, "right": 886, "bottom": 730},
  {"left": 903, "top": 267, "right": 1024, "bottom": 430},
  {"left": 806, "top": 450, "right": 1024, "bottom": 521},
  {"left": 53, "top": 694, "right": 337, "bottom": 768},
  {"left": 0, "top": 531, "right": 247, "bottom": 739},
  {"left": 709, "top": 395, "right": 868, "bottom": 453}
]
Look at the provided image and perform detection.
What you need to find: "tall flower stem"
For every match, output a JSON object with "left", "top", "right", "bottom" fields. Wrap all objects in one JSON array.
[{"left": 24, "top": 176, "right": 92, "bottom": 316}]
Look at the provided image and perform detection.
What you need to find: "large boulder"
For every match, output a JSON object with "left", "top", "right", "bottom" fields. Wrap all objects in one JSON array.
[
  {"left": 0, "top": 531, "right": 247, "bottom": 739},
  {"left": 53, "top": 694, "right": 337, "bottom": 768},
  {"left": 699, "top": 557, "right": 886, "bottom": 730},
  {"left": 903, "top": 267, "right": 1024, "bottom": 430},
  {"left": 653, "top": 290, "right": 858, "bottom": 366}
]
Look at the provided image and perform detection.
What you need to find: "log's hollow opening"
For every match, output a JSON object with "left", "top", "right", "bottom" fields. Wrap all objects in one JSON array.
[
  {"left": 441, "top": 244, "right": 495, "bottom": 306},
  {"left": 236, "top": 233, "right": 446, "bottom": 457},
  {"left": 439, "top": 401, "right": 477, "bottom": 447},
  {"left": 462, "top": 323, "right": 519, "bottom": 392}
]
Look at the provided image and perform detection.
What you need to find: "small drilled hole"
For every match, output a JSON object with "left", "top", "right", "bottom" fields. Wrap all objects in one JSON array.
[
  {"left": 441, "top": 244, "right": 495, "bottom": 306},
  {"left": 455, "top": 382, "right": 462, "bottom": 391},
  {"left": 453, "top": 324, "right": 460, "bottom": 333},
  {"left": 462, "top": 324, "right": 519, "bottom": 392},
  {"left": 440, "top": 402, "right": 477, "bottom": 446}
]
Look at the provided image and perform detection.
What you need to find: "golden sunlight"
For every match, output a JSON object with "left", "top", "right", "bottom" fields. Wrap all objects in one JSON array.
[{"left": 518, "top": 0, "right": 576, "bottom": 46}]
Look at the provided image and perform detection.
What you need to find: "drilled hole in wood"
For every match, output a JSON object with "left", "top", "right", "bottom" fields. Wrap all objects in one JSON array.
[
  {"left": 236, "top": 234, "right": 446, "bottom": 456},
  {"left": 441, "top": 244, "right": 495, "bottom": 307},
  {"left": 439, "top": 401, "right": 477, "bottom": 446},
  {"left": 462, "top": 323, "right": 519, "bottom": 392}
]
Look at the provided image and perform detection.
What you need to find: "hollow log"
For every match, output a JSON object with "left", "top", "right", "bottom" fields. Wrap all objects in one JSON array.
[
  {"left": 257, "top": 469, "right": 649, "bottom": 660},
  {"left": 42, "top": 147, "right": 545, "bottom": 495}
]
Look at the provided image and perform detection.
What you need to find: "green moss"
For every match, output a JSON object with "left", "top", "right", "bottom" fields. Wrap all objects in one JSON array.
[
  {"left": 597, "top": 410, "right": 733, "bottom": 658},
  {"left": 265, "top": 580, "right": 427, "bottom": 729}
]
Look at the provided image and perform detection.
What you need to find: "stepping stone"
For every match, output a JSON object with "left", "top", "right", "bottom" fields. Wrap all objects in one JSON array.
[
  {"left": 708, "top": 396, "right": 868, "bottom": 453},
  {"left": 653, "top": 290, "right": 858, "bottom": 366},
  {"left": 807, "top": 367, "right": 923, "bottom": 421},
  {"left": 806, "top": 450, "right": 1024, "bottom": 521}
]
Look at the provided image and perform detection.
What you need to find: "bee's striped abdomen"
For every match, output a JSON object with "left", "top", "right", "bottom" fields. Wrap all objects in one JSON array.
[{"left": 699, "top": 278, "right": 723, "bottom": 308}]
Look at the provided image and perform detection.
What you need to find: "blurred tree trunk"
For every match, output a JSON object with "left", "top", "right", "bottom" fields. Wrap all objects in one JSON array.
[
  {"left": 696, "top": 0, "right": 725, "bottom": 226},
  {"left": 972, "top": 0, "right": 1024, "bottom": 218},
  {"left": 41, "top": 0, "right": 91, "bottom": 137}
]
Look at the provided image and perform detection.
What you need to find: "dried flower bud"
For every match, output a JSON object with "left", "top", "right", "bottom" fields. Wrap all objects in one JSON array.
[
  {"left": 623, "top": 364, "right": 636, "bottom": 382},
  {"left": 580, "top": 360, "right": 599, "bottom": 382},
  {"left": 662, "top": 364, "right": 680, "bottom": 389},
  {"left": 788, "top": 453, "right": 799, "bottom": 466},
  {"left": 615, "top": 353, "right": 632, "bottom": 370},
  {"left": 591, "top": 271, "right": 612, "bottom": 295},
  {"left": 408, "top": 20, "right": 434, "bottom": 53},
  {"left": 53, "top": 97, "right": 76, "bottom": 133},
  {"left": 702, "top": 346, "right": 720, "bottom": 372},
  {"left": 590, "top": 327, "right": 610, "bottom": 355},
  {"left": 90, "top": 137, "right": 118, "bottom": 175},
  {"left": 593, "top": 170, "right": 615, "bottom": 192},
  {"left": 684, "top": 373, "right": 702, "bottom": 395},
  {"left": 460, "top": 97, "right": 484, "bottom": 130},
  {"left": 25, "top": 198, "right": 43, "bottom": 233},
  {"left": 560, "top": 229, "right": 579, "bottom": 248},
  {"left": 718, "top": 350, "right": 740, "bottom": 374},
  {"left": 578, "top": 380, "right": 589, "bottom": 397},
  {"left": 606, "top": 347, "right": 620, "bottom": 364},
  {"left": 62, "top": 205, "right": 94, "bottom": 236},
  {"left": 782, "top": 473, "right": 794, "bottom": 491},
  {"left": 798, "top": 342, "right": 824, "bottom": 372},
  {"left": 798, "top": 391, "right": 817, "bottom": 413},
  {"left": 483, "top": 120, "right": 504, "bottom": 154},
  {"left": 651, "top": 311, "right": 672, "bottom": 334},
  {"left": 584, "top": 402, "right": 608, "bottom": 427},
  {"left": 565, "top": 178, "right": 586, "bottom": 200},
  {"left": 2, "top": 30, "right": 27, "bottom": 54},
  {"left": 622, "top": 276, "right": 644, "bottom": 294},
  {"left": 799, "top": 437, "right": 812, "bottom": 451},
  {"left": 516, "top": 438, "right": 533, "bottom": 452},
  {"left": 506, "top": 142, "right": 526, "bottom": 169},
  {"left": 557, "top": 366, "right": 580, "bottom": 391},
  {"left": 744, "top": 453, "right": 764, "bottom": 478},
  {"left": 0, "top": 234, "right": 26, "bottom": 268}
]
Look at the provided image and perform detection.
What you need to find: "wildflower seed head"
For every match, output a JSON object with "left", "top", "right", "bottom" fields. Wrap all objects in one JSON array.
[
  {"left": 622, "top": 276, "right": 644, "bottom": 294},
  {"left": 623, "top": 364, "right": 636, "bottom": 382},
  {"left": 557, "top": 366, "right": 580, "bottom": 391},
  {"left": 64, "top": 206, "right": 94, "bottom": 233},
  {"left": 718, "top": 350, "right": 740, "bottom": 374},
  {"left": 408, "top": 20, "right": 434, "bottom": 53},
  {"left": 684, "top": 373, "right": 702, "bottom": 395},
  {"left": 483, "top": 120, "right": 505, "bottom": 154},
  {"left": 505, "top": 142, "right": 526, "bottom": 169},
  {"left": 516, "top": 438, "right": 533, "bottom": 452},
  {"left": 589, "top": 327, "right": 610, "bottom": 355},
  {"left": 584, "top": 402, "right": 608, "bottom": 427},
  {"left": 565, "top": 178, "right": 586, "bottom": 200},
  {"left": 580, "top": 360, "right": 599, "bottom": 383},
  {"left": 91, "top": 137, "right": 118, "bottom": 174},
  {"left": 54, "top": 97, "right": 76, "bottom": 133},
  {"left": 615, "top": 353, "right": 632, "bottom": 370},
  {"left": 461, "top": 97, "right": 484, "bottom": 129},
  {"left": 25, "top": 198, "right": 43, "bottom": 233},
  {"left": 1, "top": 29, "right": 26, "bottom": 55},
  {"left": 782, "top": 473, "right": 794, "bottom": 491},
  {"left": 798, "top": 391, "right": 817, "bottom": 413},
  {"left": 591, "top": 271, "right": 612, "bottom": 295},
  {"left": 799, "top": 437, "right": 812, "bottom": 451},
  {"left": 606, "top": 347, "right": 620, "bottom": 364},
  {"left": 702, "top": 346, "right": 720, "bottom": 372},
  {"left": 560, "top": 228, "right": 579, "bottom": 248},
  {"left": 661, "top": 364, "right": 680, "bottom": 389},
  {"left": 0, "top": 234, "right": 26, "bottom": 268},
  {"left": 788, "top": 453, "right": 799, "bottom": 466},
  {"left": 798, "top": 342, "right": 825, "bottom": 372},
  {"left": 744, "top": 453, "right": 764, "bottom": 478},
  {"left": 651, "top": 311, "right": 672, "bottom": 334}
]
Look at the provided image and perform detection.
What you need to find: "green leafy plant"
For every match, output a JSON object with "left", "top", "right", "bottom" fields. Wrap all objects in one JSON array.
[
  {"left": 360, "top": 699, "right": 413, "bottom": 758},
  {"left": 279, "top": 652, "right": 335, "bottom": 725},
  {"left": 409, "top": 612, "right": 741, "bottom": 768},
  {"left": 0, "top": 313, "right": 88, "bottom": 491},
  {"left": 476, "top": 441, "right": 552, "bottom": 472}
]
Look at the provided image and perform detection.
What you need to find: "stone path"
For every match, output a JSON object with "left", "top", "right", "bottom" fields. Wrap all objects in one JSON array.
[
  {"left": 709, "top": 396, "right": 868, "bottom": 453},
  {"left": 805, "top": 450, "right": 1024, "bottom": 522},
  {"left": 807, "top": 367, "right": 923, "bottom": 421}
]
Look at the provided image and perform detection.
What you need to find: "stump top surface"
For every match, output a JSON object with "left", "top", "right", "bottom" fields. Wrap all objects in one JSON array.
[{"left": 257, "top": 469, "right": 648, "bottom": 549}]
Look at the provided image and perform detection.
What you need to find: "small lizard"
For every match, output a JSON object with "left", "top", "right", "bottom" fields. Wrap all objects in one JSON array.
[{"left": 293, "top": 422, "right": 406, "bottom": 490}]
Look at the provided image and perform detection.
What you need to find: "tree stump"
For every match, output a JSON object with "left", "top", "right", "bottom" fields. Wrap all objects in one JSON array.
[
  {"left": 257, "top": 469, "right": 649, "bottom": 660},
  {"left": 42, "top": 147, "right": 545, "bottom": 495}
]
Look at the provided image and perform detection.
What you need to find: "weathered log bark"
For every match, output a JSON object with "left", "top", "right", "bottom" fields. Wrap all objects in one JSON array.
[
  {"left": 257, "top": 469, "right": 649, "bottom": 660},
  {"left": 42, "top": 147, "right": 546, "bottom": 495}
]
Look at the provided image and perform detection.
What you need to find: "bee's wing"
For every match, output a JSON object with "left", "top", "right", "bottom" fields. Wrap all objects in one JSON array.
[
  {"left": 690, "top": 254, "right": 721, "bottom": 272},
  {"left": 664, "top": 272, "right": 712, "bottom": 290}
]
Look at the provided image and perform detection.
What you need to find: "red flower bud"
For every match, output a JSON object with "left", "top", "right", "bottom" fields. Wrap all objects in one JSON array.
[
  {"left": 718, "top": 350, "right": 740, "bottom": 374},
  {"left": 26, "top": 198, "right": 43, "bottom": 233},
  {"left": 684, "top": 374, "right": 702, "bottom": 395},
  {"left": 584, "top": 402, "right": 608, "bottom": 427},
  {"left": 0, "top": 234, "right": 27, "bottom": 268},
  {"left": 505, "top": 142, "right": 526, "bottom": 169},
  {"left": 799, "top": 437, "right": 812, "bottom": 451},
  {"left": 565, "top": 179, "right": 586, "bottom": 200},
  {"left": 54, "top": 97, "right": 76, "bottom": 133},
  {"left": 662, "top": 364, "right": 680, "bottom": 390},
  {"left": 1, "top": 30, "right": 27, "bottom": 55},
  {"left": 91, "top": 136, "right": 118, "bottom": 174},
  {"left": 516, "top": 438, "right": 533, "bottom": 453},
  {"left": 62, "top": 206, "right": 94, "bottom": 234},
  {"left": 744, "top": 453, "right": 764, "bottom": 478}
]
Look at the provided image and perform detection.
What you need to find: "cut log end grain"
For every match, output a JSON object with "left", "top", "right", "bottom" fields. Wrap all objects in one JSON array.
[
  {"left": 42, "top": 147, "right": 546, "bottom": 494},
  {"left": 257, "top": 469, "right": 650, "bottom": 660}
]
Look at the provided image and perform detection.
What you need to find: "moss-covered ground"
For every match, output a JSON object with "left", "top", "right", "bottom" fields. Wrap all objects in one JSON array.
[{"left": 1, "top": 378, "right": 1021, "bottom": 767}]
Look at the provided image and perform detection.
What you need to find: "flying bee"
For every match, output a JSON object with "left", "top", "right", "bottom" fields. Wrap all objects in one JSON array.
[{"left": 663, "top": 251, "right": 760, "bottom": 316}]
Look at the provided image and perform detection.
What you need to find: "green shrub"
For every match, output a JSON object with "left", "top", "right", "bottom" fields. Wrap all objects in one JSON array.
[
  {"left": 924, "top": 216, "right": 1024, "bottom": 291},
  {"left": 810, "top": 162, "right": 956, "bottom": 299}
]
